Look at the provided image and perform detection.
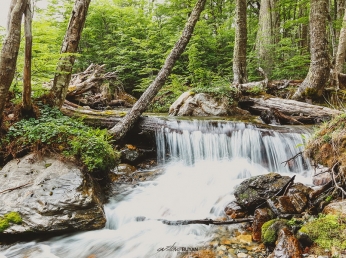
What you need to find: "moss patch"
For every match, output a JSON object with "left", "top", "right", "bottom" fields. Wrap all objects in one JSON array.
[
  {"left": 299, "top": 214, "right": 346, "bottom": 251},
  {"left": 0, "top": 212, "right": 22, "bottom": 232}
]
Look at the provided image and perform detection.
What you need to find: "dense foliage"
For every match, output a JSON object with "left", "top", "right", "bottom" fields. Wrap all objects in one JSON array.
[
  {"left": 3, "top": 105, "right": 119, "bottom": 173},
  {"left": 0, "top": 0, "right": 322, "bottom": 111}
]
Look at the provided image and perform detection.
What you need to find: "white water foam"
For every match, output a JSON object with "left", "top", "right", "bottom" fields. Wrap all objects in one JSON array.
[{"left": 0, "top": 120, "right": 313, "bottom": 258}]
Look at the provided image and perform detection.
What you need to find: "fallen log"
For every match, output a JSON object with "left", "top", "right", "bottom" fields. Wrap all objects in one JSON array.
[
  {"left": 61, "top": 100, "right": 167, "bottom": 132},
  {"left": 238, "top": 96, "right": 342, "bottom": 124}
]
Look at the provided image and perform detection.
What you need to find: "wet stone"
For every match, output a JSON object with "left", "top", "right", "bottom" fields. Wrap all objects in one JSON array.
[
  {"left": 224, "top": 201, "right": 247, "bottom": 219},
  {"left": 252, "top": 208, "right": 274, "bottom": 242}
]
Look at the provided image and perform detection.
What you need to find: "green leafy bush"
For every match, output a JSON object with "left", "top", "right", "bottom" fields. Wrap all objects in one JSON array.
[{"left": 5, "top": 106, "right": 120, "bottom": 173}]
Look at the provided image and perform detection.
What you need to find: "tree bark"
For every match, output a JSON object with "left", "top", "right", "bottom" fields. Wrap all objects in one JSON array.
[
  {"left": 332, "top": 7, "right": 346, "bottom": 89},
  {"left": 0, "top": 0, "right": 27, "bottom": 123},
  {"left": 256, "top": 0, "right": 277, "bottom": 76},
  {"left": 292, "top": 0, "right": 330, "bottom": 100},
  {"left": 239, "top": 96, "right": 342, "bottom": 124},
  {"left": 232, "top": 0, "right": 247, "bottom": 85},
  {"left": 22, "top": 0, "right": 33, "bottom": 112},
  {"left": 50, "top": 0, "right": 91, "bottom": 108},
  {"left": 108, "top": 0, "right": 207, "bottom": 141}
]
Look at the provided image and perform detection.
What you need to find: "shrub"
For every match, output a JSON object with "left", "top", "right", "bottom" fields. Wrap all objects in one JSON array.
[{"left": 5, "top": 105, "right": 120, "bottom": 173}]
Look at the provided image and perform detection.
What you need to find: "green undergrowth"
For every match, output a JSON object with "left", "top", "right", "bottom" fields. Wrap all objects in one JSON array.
[
  {"left": 0, "top": 212, "right": 22, "bottom": 232},
  {"left": 4, "top": 105, "right": 120, "bottom": 173},
  {"left": 299, "top": 214, "right": 346, "bottom": 252}
]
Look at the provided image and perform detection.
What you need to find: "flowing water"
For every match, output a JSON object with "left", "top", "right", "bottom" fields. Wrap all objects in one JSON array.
[{"left": 0, "top": 119, "right": 313, "bottom": 258}]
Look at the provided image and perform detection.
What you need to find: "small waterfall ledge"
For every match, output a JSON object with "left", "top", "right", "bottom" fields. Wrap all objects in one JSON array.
[{"left": 156, "top": 119, "right": 312, "bottom": 175}]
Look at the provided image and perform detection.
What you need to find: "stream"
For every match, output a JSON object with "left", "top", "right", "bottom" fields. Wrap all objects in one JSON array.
[{"left": 0, "top": 119, "right": 313, "bottom": 258}]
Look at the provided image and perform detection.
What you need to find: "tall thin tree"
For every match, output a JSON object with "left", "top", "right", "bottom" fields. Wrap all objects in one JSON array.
[
  {"left": 232, "top": 0, "right": 247, "bottom": 85},
  {"left": 51, "top": 0, "right": 91, "bottom": 108},
  {"left": 0, "top": 0, "right": 28, "bottom": 123},
  {"left": 22, "top": 0, "right": 33, "bottom": 112},
  {"left": 109, "top": 0, "right": 207, "bottom": 141}
]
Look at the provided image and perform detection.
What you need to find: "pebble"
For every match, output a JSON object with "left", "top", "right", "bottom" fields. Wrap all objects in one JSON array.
[{"left": 237, "top": 253, "right": 248, "bottom": 258}]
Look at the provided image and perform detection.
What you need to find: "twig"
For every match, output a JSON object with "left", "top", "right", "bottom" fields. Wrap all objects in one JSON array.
[
  {"left": 281, "top": 152, "right": 302, "bottom": 167},
  {"left": 331, "top": 162, "right": 346, "bottom": 196},
  {"left": 0, "top": 182, "right": 33, "bottom": 194}
]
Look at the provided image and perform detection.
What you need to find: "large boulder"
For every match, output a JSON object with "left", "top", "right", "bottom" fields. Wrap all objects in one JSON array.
[
  {"left": 169, "top": 92, "right": 247, "bottom": 116},
  {"left": 234, "top": 173, "right": 291, "bottom": 211},
  {"left": 0, "top": 154, "right": 106, "bottom": 238},
  {"left": 323, "top": 200, "right": 346, "bottom": 218}
]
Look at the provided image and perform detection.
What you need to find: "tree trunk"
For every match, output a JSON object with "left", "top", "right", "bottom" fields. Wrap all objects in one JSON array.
[
  {"left": 292, "top": 0, "right": 330, "bottom": 100},
  {"left": 0, "top": 0, "right": 27, "bottom": 123},
  {"left": 256, "top": 0, "right": 277, "bottom": 76},
  {"left": 232, "top": 0, "right": 247, "bottom": 85},
  {"left": 22, "top": 0, "right": 33, "bottom": 112},
  {"left": 332, "top": 7, "right": 346, "bottom": 89},
  {"left": 50, "top": 0, "right": 91, "bottom": 108},
  {"left": 108, "top": 0, "right": 207, "bottom": 141}
]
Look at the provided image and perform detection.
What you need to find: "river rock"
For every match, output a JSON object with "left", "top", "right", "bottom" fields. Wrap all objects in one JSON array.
[
  {"left": 267, "top": 196, "right": 298, "bottom": 215},
  {"left": 252, "top": 208, "right": 274, "bottom": 242},
  {"left": 0, "top": 154, "right": 106, "bottom": 238},
  {"left": 224, "top": 201, "right": 247, "bottom": 219},
  {"left": 268, "top": 227, "right": 303, "bottom": 258},
  {"left": 322, "top": 200, "right": 346, "bottom": 218},
  {"left": 169, "top": 92, "right": 233, "bottom": 116},
  {"left": 234, "top": 173, "right": 291, "bottom": 211}
]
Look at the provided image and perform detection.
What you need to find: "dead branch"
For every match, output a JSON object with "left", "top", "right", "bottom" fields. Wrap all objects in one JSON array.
[
  {"left": 281, "top": 152, "right": 303, "bottom": 166},
  {"left": 157, "top": 217, "right": 253, "bottom": 226},
  {"left": 331, "top": 162, "right": 346, "bottom": 196},
  {"left": 0, "top": 182, "right": 32, "bottom": 194}
]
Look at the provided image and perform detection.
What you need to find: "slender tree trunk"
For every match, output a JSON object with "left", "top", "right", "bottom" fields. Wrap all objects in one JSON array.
[
  {"left": 22, "top": 0, "right": 33, "bottom": 112},
  {"left": 109, "top": 0, "right": 207, "bottom": 141},
  {"left": 256, "top": 0, "right": 277, "bottom": 76},
  {"left": 332, "top": 6, "right": 346, "bottom": 89},
  {"left": 0, "top": 0, "right": 27, "bottom": 123},
  {"left": 292, "top": 0, "right": 330, "bottom": 100},
  {"left": 232, "top": 0, "right": 247, "bottom": 85},
  {"left": 50, "top": 0, "right": 91, "bottom": 108}
]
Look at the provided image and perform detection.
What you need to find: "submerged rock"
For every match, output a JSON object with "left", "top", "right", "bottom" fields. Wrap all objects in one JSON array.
[
  {"left": 234, "top": 173, "right": 291, "bottom": 211},
  {"left": 0, "top": 154, "right": 106, "bottom": 238}
]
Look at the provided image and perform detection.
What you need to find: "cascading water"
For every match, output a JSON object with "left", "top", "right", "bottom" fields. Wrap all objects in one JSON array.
[{"left": 0, "top": 119, "right": 313, "bottom": 258}]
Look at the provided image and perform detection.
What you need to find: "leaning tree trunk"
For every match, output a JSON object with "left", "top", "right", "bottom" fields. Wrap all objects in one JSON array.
[
  {"left": 0, "top": 0, "right": 27, "bottom": 123},
  {"left": 22, "top": 0, "right": 33, "bottom": 112},
  {"left": 50, "top": 0, "right": 91, "bottom": 108},
  {"left": 332, "top": 7, "right": 346, "bottom": 89},
  {"left": 109, "top": 0, "right": 207, "bottom": 141},
  {"left": 232, "top": 0, "right": 247, "bottom": 85},
  {"left": 292, "top": 0, "right": 330, "bottom": 100}
]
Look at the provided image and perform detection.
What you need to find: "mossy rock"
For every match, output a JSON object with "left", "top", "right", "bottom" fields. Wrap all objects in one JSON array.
[
  {"left": 234, "top": 173, "right": 291, "bottom": 211},
  {"left": 261, "top": 219, "right": 288, "bottom": 245}
]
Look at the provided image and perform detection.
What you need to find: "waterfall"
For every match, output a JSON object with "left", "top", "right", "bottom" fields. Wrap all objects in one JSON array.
[
  {"left": 156, "top": 119, "right": 311, "bottom": 174},
  {"left": 0, "top": 119, "right": 313, "bottom": 258}
]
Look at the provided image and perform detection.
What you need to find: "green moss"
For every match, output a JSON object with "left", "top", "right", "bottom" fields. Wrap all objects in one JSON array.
[
  {"left": 0, "top": 218, "right": 9, "bottom": 232},
  {"left": 300, "top": 214, "right": 346, "bottom": 251},
  {"left": 4, "top": 212, "right": 22, "bottom": 224},
  {"left": 261, "top": 219, "right": 289, "bottom": 245},
  {"left": 0, "top": 212, "right": 22, "bottom": 232}
]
